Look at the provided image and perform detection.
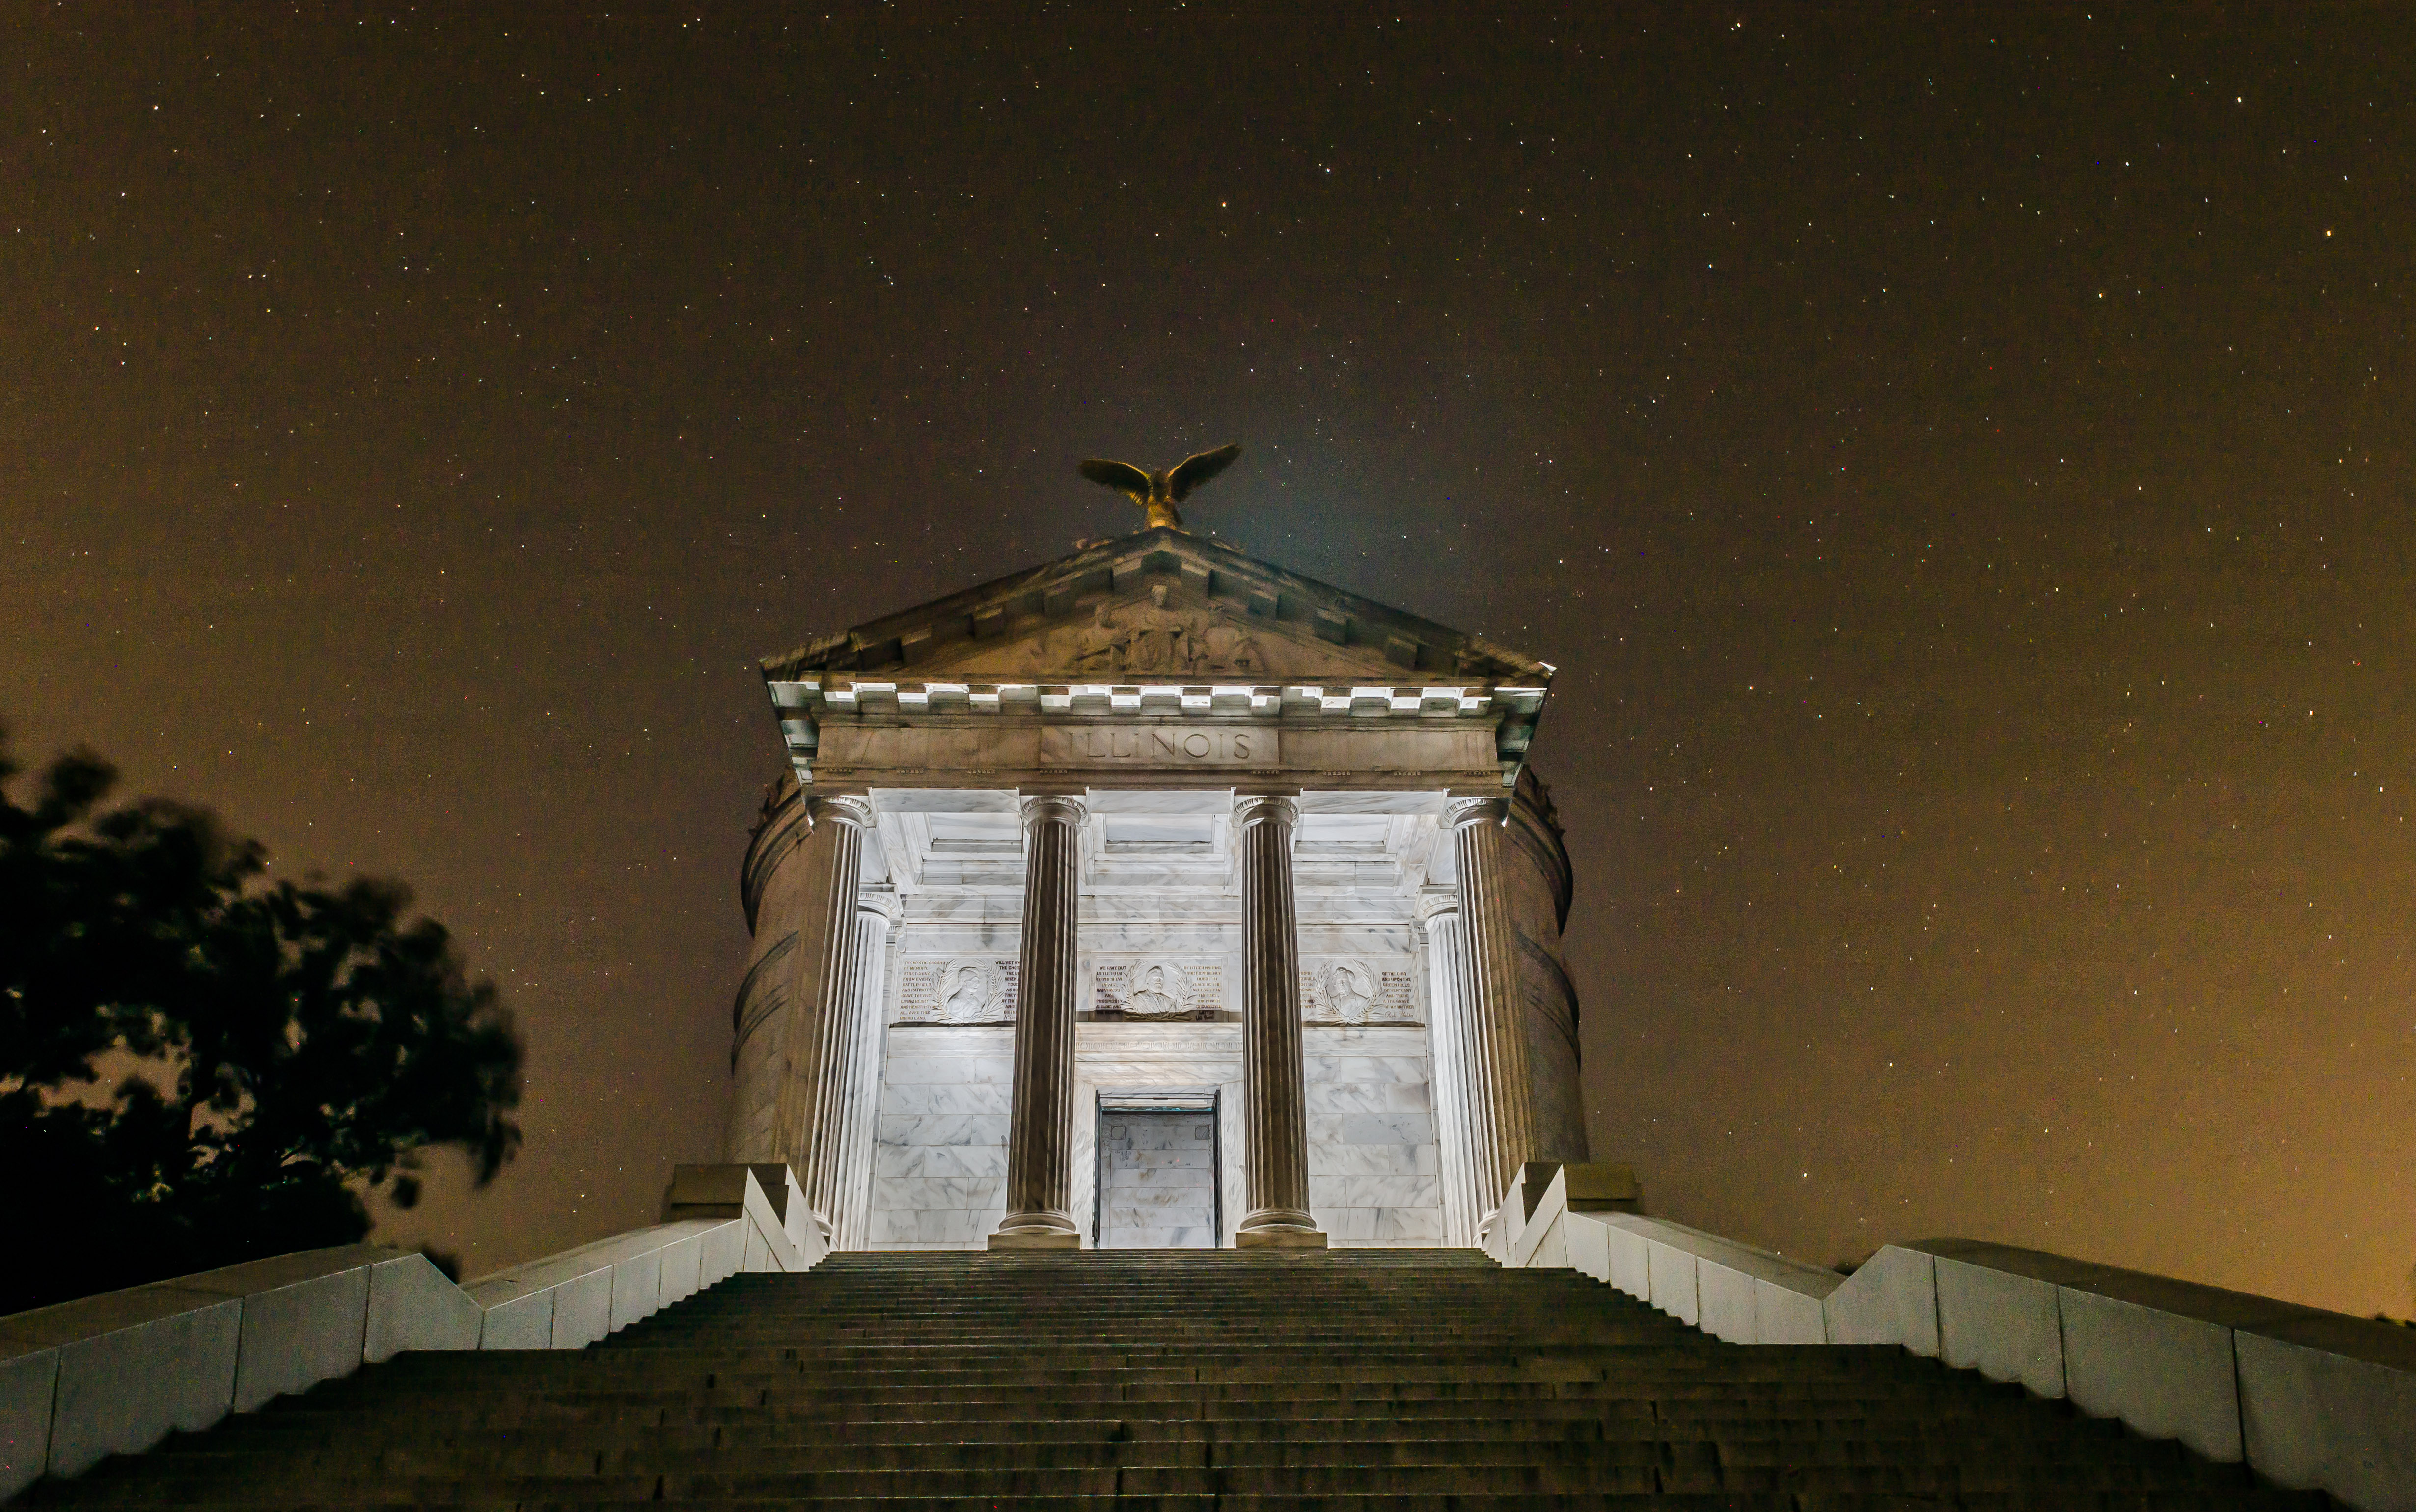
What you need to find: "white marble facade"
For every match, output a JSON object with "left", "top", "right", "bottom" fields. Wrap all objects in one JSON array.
[
  {"left": 863, "top": 1018, "right": 1446, "bottom": 1250},
  {"left": 854, "top": 849, "right": 1451, "bottom": 1250},
  {"left": 734, "top": 781, "right": 1579, "bottom": 1251}
]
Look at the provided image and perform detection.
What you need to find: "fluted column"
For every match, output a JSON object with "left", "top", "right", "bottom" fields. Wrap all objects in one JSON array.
[
  {"left": 770, "top": 793, "right": 876, "bottom": 1244},
  {"left": 1448, "top": 796, "right": 1537, "bottom": 1239},
  {"left": 1234, "top": 793, "right": 1326, "bottom": 1248},
  {"left": 832, "top": 888, "right": 901, "bottom": 1252},
  {"left": 990, "top": 792, "right": 1088, "bottom": 1248},
  {"left": 1416, "top": 887, "right": 1481, "bottom": 1248}
]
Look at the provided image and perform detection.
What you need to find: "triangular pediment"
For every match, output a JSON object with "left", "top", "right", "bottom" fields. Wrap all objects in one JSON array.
[{"left": 762, "top": 527, "right": 1546, "bottom": 686}]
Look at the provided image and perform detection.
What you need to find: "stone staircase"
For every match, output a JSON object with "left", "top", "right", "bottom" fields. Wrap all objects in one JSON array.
[{"left": 22, "top": 1249, "right": 2327, "bottom": 1509}]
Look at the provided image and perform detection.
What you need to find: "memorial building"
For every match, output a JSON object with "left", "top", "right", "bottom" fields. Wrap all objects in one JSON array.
[{"left": 724, "top": 522, "right": 1586, "bottom": 1252}]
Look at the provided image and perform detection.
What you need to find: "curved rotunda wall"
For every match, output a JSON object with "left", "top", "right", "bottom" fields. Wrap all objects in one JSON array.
[
  {"left": 1508, "top": 770, "right": 1587, "bottom": 1167},
  {"left": 727, "top": 776, "right": 809, "bottom": 1162}
]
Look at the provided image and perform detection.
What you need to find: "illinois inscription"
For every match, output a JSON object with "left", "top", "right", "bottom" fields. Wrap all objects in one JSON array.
[{"left": 1039, "top": 725, "right": 1263, "bottom": 767}]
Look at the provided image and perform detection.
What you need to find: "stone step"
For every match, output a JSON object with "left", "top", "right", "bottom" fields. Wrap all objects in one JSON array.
[
  {"left": 112, "top": 1429, "right": 2260, "bottom": 1481},
  {"left": 636, "top": 1314, "right": 1657, "bottom": 1325},
  {"left": 376, "top": 1333, "right": 1717, "bottom": 1360},
  {"left": 677, "top": 1307, "right": 1645, "bottom": 1315},
  {"left": 812, "top": 1248, "right": 1507, "bottom": 1257},
  {"left": 234, "top": 1387, "right": 2063, "bottom": 1429},
  {"left": 32, "top": 1460, "right": 2300, "bottom": 1503},
  {"left": 34, "top": 1476, "right": 2318, "bottom": 1508},
  {"left": 632, "top": 1320, "right": 1673, "bottom": 1333},
  {"left": 647, "top": 1314, "right": 1653, "bottom": 1323},
  {"left": 649, "top": 1324, "right": 1681, "bottom": 1335},
  {"left": 665, "top": 1302, "right": 1626, "bottom": 1315},
  {"left": 19, "top": 1487, "right": 2319, "bottom": 1497},
  {"left": 360, "top": 1349, "right": 1805, "bottom": 1379},
  {"left": 253, "top": 1381, "right": 1994, "bottom": 1421},
  {"left": 212, "top": 1381, "right": 2058, "bottom": 1430},
  {"left": 329, "top": 1366, "right": 1890, "bottom": 1396},
  {"left": 326, "top": 1355, "right": 1911, "bottom": 1391},
  {"left": 183, "top": 1414, "right": 2133, "bottom": 1455}
]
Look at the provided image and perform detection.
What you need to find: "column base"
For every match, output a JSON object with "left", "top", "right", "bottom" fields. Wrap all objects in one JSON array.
[
  {"left": 1236, "top": 1209, "right": 1327, "bottom": 1249},
  {"left": 988, "top": 1231, "right": 1081, "bottom": 1250},
  {"left": 988, "top": 1214, "right": 1082, "bottom": 1250},
  {"left": 1235, "top": 1226, "right": 1327, "bottom": 1249}
]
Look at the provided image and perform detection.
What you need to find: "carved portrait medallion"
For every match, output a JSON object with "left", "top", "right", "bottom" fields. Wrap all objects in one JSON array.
[
  {"left": 1312, "top": 959, "right": 1378, "bottom": 1025},
  {"left": 937, "top": 958, "right": 1003, "bottom": 1024},
  {"left": 1124, "top": 958, "right": 1193, "bottom": 1018}
]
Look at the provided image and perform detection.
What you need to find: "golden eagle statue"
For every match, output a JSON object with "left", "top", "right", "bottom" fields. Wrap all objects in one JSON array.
[{"left": 1077, "top": 442, "right": 1242, "bottom": 530}]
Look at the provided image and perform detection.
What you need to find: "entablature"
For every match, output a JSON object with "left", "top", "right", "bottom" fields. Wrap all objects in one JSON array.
[{"left": 768, "top": 684, "right": 1545, "bottom": 792}]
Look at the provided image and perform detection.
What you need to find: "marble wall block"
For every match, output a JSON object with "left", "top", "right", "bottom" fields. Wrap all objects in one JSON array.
[
  {"left": 866, "top": 1026, "right": 1014, "bottom": 1249},
  {"left": 1076, "top": 895, "right": 1244, "bottom": 957},
  {"left": 1302, "top": 1026, "right": 1443, "bottom": 1246},
  {"left": 1098, "top": 1112, "right": 1218, "bottom": 1248}
]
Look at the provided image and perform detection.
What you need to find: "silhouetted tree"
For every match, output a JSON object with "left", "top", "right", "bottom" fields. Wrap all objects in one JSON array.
[{"left": 0, "top": 727, "right": 523, "bottom": 1314}]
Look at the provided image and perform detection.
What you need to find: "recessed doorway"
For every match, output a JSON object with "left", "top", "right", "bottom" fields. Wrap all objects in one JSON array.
[{"left": 1094, "top": 1091, "right": 1221, "bottom": 1248}]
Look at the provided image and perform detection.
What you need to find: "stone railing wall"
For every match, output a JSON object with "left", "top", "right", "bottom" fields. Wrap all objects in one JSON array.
[
  {"left": 0, "top": 1164, "right": 822, "bottom": 1500},
  {"left": 1494, "top": 1163, "right": 2416, "bottom": 1512}
]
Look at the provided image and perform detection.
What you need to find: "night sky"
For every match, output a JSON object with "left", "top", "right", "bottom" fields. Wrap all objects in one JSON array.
[{"left": 6, "top": 7, "right": 2410, "bottom": 1316}]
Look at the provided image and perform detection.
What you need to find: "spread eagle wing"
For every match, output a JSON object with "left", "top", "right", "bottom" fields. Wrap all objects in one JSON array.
[
  {"left": 1167, "top": 442, "right": 1242, "bottom": 500},
  {"left": 1078, "top": 458, "right": 1153, "bottom": 498}
]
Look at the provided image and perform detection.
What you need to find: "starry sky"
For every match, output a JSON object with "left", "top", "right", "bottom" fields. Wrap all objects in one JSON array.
[{"left": 5, "top": 6, "right": 2410, "bottom": 1315}]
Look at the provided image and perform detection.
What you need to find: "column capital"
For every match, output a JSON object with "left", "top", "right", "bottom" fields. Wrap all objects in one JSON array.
[
  {"left": 1232, "top": 792, "right": 1301, "bottom": 830},
  {"left": 1445, "top": 795, "right": 1510, "bottom": 831},
  {"left": 806, "top": 793, "right": 877, "bottom": 829},
  {"left": 1017, "top": 791, "right": 1089, "bottom": 830},
  {"left": 854, "top": 886, "right": 905, "bottom": 924},
  {"left": 1413, "top": 885, "right": 1463, "bottom": 925}
]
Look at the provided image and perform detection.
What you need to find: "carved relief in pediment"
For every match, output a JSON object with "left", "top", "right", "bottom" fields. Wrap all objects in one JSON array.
[
  {"left": 1052, "top": 599, "right": 1266, "bottom": 678},
  {"left": 921, "top": 585, "right": 1400, "bottom": 681}
]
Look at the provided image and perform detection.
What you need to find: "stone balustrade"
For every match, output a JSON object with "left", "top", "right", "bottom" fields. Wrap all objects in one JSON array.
[
  {"left": 1496, "top": 1161, "right": 2416, "bottom": 1512},
  {"left": 0, "top": 1164, "right": 822, "bottom": 1500}
]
